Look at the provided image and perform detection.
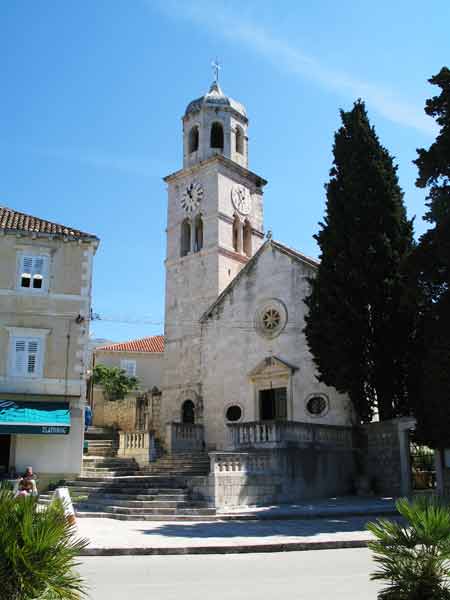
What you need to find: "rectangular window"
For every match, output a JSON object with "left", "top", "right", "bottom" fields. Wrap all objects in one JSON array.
[
  {"left": 12, "top": 338, "right": 42, "bottom": 377},
  {"left": 19, "top": 255, "right": 48, "bottom": 291},
  {"left": 120, "top": 359, "right": 136, "bottom": 377},
  {"left": 259, "top": 387, "right": 287, "bottom": 421}
]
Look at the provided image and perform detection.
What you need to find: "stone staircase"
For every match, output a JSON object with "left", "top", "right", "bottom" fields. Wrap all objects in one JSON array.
[{"left": 40, "top": 427, "right": 214, "bottom": 521}]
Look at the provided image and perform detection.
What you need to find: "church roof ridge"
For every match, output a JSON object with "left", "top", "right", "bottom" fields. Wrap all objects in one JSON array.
[
  {"left": 270, "top": 239, "right": 320, "bottom": 268},
  {"left": 200, "top": 239, "right": 318, "bottom": 322}
]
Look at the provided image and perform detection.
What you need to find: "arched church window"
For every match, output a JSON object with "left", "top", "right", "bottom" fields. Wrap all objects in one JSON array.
[
  {"left": 210, "top": 122, "right": 224, "bottom": 150},
  {"left": 235, "top": 126, "right": 244, "bottom": 155},
  {"left": 188, "top": 126, "right": 199, "bottom": 153},
  {"left": 182, "top": 399, "right": 195, "bottom": 424},
  {"left": 243, "top": 220, "right": 252, "bottom": 257},
  {"left": 181, "top": 219, "right": 191, "bottom": 257},
  {"left": 194, "top": 215, "right": 203, "bottom": 252},
  {"left": 232, "top": 215, "right": 240, "bottom": 252}
]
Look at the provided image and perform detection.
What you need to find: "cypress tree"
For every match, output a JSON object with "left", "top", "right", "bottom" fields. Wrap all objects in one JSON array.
[
  {"left": 304, "top": 100, "right": 414, "bottom": 423},
  {"left": 410, "top": 67, "right": 450, "bottom": 447}
]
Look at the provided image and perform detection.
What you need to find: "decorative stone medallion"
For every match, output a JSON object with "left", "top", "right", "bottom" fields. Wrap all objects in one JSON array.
[
  {"left": 255, "top": 298, "right": 288, "bottom": 339},
  {"left": 181, "top": 181, "right": 204, "bottom": 212},
  {"left": 231, "top": 185, "right": 251, "bottom": 215}
]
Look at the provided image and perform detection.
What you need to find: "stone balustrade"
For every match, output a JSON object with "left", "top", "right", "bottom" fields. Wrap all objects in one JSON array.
[
  {"left": 227, "top": 420, "right": 353, "bottom": 450},
  {"left": 119, "top": 431, "right": 149, "bottom": 452},
  {"left": 166, "top": 422, "right": 204, "bottom": 453},
  {"left": 118, "top": 430, "right": 157, "bottom": 465},
  {"left": 209, "top": 451, "right": 272, "bottom": 474}
]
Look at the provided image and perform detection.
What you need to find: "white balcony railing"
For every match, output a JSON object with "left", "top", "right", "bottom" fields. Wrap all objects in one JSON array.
[{"left": 227, "top": 421, "right": 353, "bottom": 450}]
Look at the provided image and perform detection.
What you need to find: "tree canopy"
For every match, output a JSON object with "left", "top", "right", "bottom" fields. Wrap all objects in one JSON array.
[
  {"left": 304, "top": 100, "right": 414, "bottom": 422},
  {"left": 409, "top": 67, "right": 450, "bottom": 448},
  {"left": 92, "top": 364, "right": 139, "bottom": 401}
]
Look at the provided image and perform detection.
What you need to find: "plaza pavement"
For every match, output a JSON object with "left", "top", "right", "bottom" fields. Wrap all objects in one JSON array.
[
  {"left": 76, "top": 496, "right": 398, "bottom": 556},
  {"left": 79, "top": 549, "right": 382, "bottom": 600}
]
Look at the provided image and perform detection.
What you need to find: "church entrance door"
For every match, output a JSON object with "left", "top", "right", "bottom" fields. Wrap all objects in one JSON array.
[{"left": 259, "top": 388, "right": 287, "bottom": 421}]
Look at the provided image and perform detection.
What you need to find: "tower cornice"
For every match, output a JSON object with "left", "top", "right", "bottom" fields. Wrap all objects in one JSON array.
[{"left": 163, "top": 155, "right": 267, "bottom": 189}]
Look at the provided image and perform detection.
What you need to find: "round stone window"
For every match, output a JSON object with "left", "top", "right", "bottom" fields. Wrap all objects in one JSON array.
[
  {"left": 225, "top": 405, "right": 242, "bottom": 422},
  {"left": 255, "top": 298, "right": 287, "bottom": 339},
  {"left": 262, "top": 308, "right": 281, "bottom": 332},
  {"left": 306, "top": 395, "right": 329, "bottom": 417}
]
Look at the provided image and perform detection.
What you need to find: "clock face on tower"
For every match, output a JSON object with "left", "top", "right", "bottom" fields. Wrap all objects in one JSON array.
[
  {"left": 181, "top": 181, "right": 204, "bottom": 212},
  {"left": 231, "top": 185, "right": 251, "bottom": 215}
]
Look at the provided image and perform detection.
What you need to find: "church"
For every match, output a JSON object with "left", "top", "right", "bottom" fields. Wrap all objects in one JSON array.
[
  {"left": 92, "top": 76, "right": 411, "bottom": 507},
  {"left": 158, "top": 75, "right": 354, "bottom": 452}
]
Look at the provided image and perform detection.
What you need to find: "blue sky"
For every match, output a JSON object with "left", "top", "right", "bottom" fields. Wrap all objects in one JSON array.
[{"left": 2, "top": 1, "right": 448, "bottom": 341}]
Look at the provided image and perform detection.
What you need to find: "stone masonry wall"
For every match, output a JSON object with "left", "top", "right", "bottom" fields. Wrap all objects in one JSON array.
[{"left": 362, "top": 421, "right": 402, "bottom": 496}]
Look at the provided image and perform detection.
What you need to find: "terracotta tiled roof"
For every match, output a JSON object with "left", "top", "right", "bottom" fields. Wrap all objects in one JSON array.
[
  {"left": 0, "top": 205, "right": 97, "bottom": 240},
  {"left": 96, "top": 335, "right": 164, "bottom": 353}
]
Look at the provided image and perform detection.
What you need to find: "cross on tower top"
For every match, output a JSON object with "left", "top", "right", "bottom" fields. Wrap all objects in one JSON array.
[{"left": 211, "top": 59, "right": 221, "bottom": 83}]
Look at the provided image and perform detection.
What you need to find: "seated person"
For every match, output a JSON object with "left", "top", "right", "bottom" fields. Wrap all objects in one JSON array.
[{"left": 15, "top": 466, "right": 38, "bottom": 497}]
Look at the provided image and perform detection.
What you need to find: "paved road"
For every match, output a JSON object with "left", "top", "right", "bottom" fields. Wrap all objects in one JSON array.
[{"left": 79, "top": 548, "right": 382, "bottom": 600}]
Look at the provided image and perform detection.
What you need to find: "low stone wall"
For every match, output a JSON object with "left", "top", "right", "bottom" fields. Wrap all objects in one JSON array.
[
  {"left": 186, "top": 446, "right": 356, "bottom": 509},
  {"left": 92, "top": 387, "right": 162, "bottom": 439},
  {"left": 362, "top": 417, "right": 415, "bottom": 497},
  {"left": 92, "top": 388, "right": 138, "bottom": 431}
]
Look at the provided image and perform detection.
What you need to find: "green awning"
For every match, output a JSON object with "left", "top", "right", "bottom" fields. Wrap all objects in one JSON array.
[{"left": 0, "top": 400, "right": 71, "bottom": 435}]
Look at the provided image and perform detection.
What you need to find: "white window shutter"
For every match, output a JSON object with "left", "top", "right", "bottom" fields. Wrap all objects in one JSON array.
[
  {"left": 12, "top": 337, "right": 41, "bottom": 377},
  {"left": 27, "top": 340, "right": 39, "bottom": 374},
  {"left": 22, "top": 256, "right": 33, "bottom": 274},
  {"left": 32, "top": 257, "right": 44, "bottom": 276},
  {"left": 19, "top": 255, "right": 48, "bottom": 290},
  {"left": 14, "top": 340, "right": 26, "bottom": 375}
]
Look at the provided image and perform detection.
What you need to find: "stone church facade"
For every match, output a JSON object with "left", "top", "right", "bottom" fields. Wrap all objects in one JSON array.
[{"left": 160, "top": 79, "right": 354, "bottom": 453}]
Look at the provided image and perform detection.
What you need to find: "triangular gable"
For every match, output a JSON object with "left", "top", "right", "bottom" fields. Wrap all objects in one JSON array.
[
  {"left": 200, "top": 239, "right": 319, "bottom": 322},
  {"left": 248, "top": 356, "right": 298, "bottom": 379}
]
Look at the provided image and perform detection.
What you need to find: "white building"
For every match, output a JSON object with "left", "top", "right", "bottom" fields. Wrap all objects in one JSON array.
[{"left": 0, "top": 206, "right": 98, "bottom": 487}]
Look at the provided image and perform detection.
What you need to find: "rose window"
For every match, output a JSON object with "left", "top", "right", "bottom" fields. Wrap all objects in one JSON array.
[
  {"left": 255, "top": 299, "right": 287, "bottom": 339},
  {"left": 262, "top": 309, "right": 281, "bottom": 331}
]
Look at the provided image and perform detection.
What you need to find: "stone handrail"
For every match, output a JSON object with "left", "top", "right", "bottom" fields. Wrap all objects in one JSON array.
[
  {"left": 166, "top": 422, "right": 204, "bottom": 454},
  {"left": 118, "top": 430, "right": 159, "bottom": 465},
  {"left": 227, "top": 421, "right": 353, "bottom": 450},
  {"left": 210, "top": 452, "right": 272, "bottom": 474},
  {"left": 119, "top": 431, "right": 149, "bottom": 451}
]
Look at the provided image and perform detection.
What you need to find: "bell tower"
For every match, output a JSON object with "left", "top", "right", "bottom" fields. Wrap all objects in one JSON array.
[{"left": 161, "top": 74, "right": 267, "bottom": 432}]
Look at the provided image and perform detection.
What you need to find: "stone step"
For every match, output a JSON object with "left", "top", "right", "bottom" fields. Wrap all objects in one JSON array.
[
  {"left": 81, "top": 471, "right": 139, "bottom": 477},
  {"left": 73, "top": 475, "right": 185, "bottom": 483},
  {"left": 77, "top": 504, "right": 215, "bottom": 516},
  {"left": 77, "top": 498, "right": 199, "bottom": 508},
  {"left": 85, "top": 440, "right": 117, "bottom": 446},
  {"left": 65, "top": 485, "right": 188, "bottom": 495},
  {"left": 80, "top": 468, "right": 141, "bottom": 473},
  {"left": 85, "top": 428, "right": 116, "bottom": 440},
  {"left": 75, "top": 511, "right": 218, "bottom": 521}
]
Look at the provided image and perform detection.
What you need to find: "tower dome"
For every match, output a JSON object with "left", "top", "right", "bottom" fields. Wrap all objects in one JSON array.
[
  {"left": 184, "top": 81, "right": 247, "bottom": 120},
  {"left": 182, "top": 80, "right": 248, "bottom": 170}
]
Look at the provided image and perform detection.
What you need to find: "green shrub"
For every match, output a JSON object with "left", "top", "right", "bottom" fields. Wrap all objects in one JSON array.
[
  {"left": 92, "top": 363, "right": 138, "bottom": 401},
  {"left": 368, "top": 497, "right": 450, "bottom": 599},
  {"left": 0, "top": 489, "right": 88, "bottom": 599}
]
